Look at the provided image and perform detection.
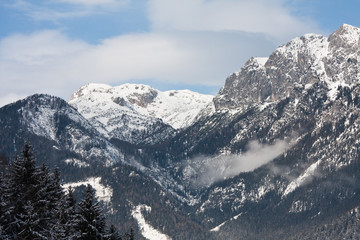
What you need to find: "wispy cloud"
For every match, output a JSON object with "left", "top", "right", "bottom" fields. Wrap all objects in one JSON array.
[
  {"left": 0, "top": 30, "right": 275, "bottom": 105},
  {"left": 184, "top": 140, "right": 291, "bottom": 187},
  {"left": 0, "top": 0, "right": 325, "bottom": 107},
  {"left": 0, "top": 30, "right": 89, "bottom": 65},
  {"left": 55, "top": 0, "right": 129, "bottom": 7},
  {"left": 5, "top": 0, "right": 129, "bottom": 22},
  {"left": 148, "top": 0, "right": 322, "bottom": 41}
]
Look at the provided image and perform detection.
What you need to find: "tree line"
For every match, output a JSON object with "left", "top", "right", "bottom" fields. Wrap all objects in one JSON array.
[{"left": 0, "top": 143, "right": 134, "bottom": 240}]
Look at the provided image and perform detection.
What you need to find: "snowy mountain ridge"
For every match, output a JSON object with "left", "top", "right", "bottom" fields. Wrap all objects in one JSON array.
[
  {"left": 14, "top": 94, "right": 122, "bottom": 166},
  {"left": 214, "top": 24, "right": 360, "bottom": 111},
  {"left": 69, "top": 83, "right": 214, "bottom": 144}
]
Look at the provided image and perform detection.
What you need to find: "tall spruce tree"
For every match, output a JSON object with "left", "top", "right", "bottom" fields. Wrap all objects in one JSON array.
[
  {"left": 56, "top": 186, "right": 78, "bottom": 239},
  {"left": 124, "top": 228, "right": 135, "bottom": 240},
  {"left": 105, "top": 224, "right": 122, "bottom": 240},
  {"left": 76, "top": 184, "right": 106, "bottom": 240},
  {"left": 1, "top": 143, "right": 40, "bottom": 237},
  {"left": 17, "top": 200, "right": 44, "bottom": 240},
  {"left": 0, "top": 171, "right": 7, "bottom": 239},
  {"left": 0, "top": 143, "right": 64, "bottom": 239}
]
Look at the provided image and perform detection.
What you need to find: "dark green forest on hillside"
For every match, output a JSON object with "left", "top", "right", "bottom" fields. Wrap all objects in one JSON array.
[{"left": 0, "top": 143, "right": 134, "bottom": 240}]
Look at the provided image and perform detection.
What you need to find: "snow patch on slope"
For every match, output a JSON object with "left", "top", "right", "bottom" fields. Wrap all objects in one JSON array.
[
  {"left": 254, "top": 57, "right": 268, "bottom": 67},
  {"left": 131, "top": 204, "right": 171, "bottom": 240},
  {"left": 283, "top": 160, "right": 321, "bottom": 196},
  {"left": 210, "top": 212, "right": 243, "bottom": 232},
  {"left": 64, "top": 158, "right": 90, "bottom": 167},
  {"left": 62, "top": 177, "right": 113, "bottom": 203}
]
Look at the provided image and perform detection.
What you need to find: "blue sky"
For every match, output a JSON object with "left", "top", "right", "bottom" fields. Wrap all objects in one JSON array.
[{"left": 0, "top": 0, "right": 359, "bottom": 106}]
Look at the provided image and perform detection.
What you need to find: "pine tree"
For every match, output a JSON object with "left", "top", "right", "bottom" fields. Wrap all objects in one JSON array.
[
  {"left": 124, "top": 228, "right": 135, "bottom": 240},
  {"left": 105, "top": 224, "right": 122, "bottom": 240},
  {"left": 0, "top": 171, "right": 9, "bottom": 240},
  {"left": 1, "top": 143, "right": 40, "bottom": 237},
  {"left": 0, "top": 143, "right": 62, "bottom": 238},
  {"left": 17, "top": 200, "right": 45, "bottom": 240},
  {"left": 56, "top": 186, "right": 78, "bottom": 239},
  {"left": 76, "top": 184, "right": 106, "bottom": 240},
  {"left": 35, "top": 164, "right": 54, "bottom": 238}
]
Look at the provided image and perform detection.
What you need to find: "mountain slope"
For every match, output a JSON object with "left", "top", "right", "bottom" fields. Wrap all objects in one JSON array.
[{"left": 0, "top": 94, "right": 122, "bottom": 167}]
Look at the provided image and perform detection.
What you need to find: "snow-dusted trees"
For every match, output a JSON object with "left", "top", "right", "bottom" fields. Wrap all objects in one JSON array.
[
  {"left": 0, "top": 143, "right": 127, "bottom": 240},
  {"left": 0, "top": 143, "right": 51, "bottom": 239},
  {"left": 75, "top": 184, "right": 106, "bottom": 239},
  {"left": 56, "top": 186, "right": 78, "bottom": 239},
  {"left": 105, "top": 224, "right": 122, "bottom": 240}
]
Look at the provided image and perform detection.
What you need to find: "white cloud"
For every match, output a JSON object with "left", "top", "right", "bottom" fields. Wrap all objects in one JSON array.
[
  {"left": 148, "top": 0, "right": 322, "bottom": 41},
  {"left": 187, "top": 140, "right": 290, "bottom": 187},
  {"left": 0, "top": 31, "right": 91, "bottom": 105},
  {"left": 7, "top": 0, "right": 129, "bottom": 21},
  {"left": 0, "top": 0, "right": 325, "bottom": 107},
  {"left": 7, "top": 0, "right": 87, "bottom": 21},
  {"left": 71, "top": 31, "right": 275, "bottom": 84},
  {"left": 55, "top": 0, "right": 129, "bottom": 7},
  {"left": 0, "top": 30, "right": 89, "bottom": 66},
  {"left": 0, "top": 30, "right": 275, "bottom": 106}
]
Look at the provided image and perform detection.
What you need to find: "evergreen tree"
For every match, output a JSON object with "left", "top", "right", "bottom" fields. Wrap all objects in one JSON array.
[
  {"left": 35, "top": 164, "right": 54, "bottom": 238},
  {"left": 34, "top": 165, "right": 65, "bottom": 239},
  {"left": 105, "top": 224, "right": 122, "bottom": 240},
  {"left": 0, "top": 143, "right": 63, "bottom": 238},
  {"left": 48, "top": 168, "right": 66, "bottom": 239},
  {"left": 51, "top": 168, "right": 64, "bottom": 206},
  {"left": 76, "top": 184, "right": 106, "bottom": 240},
  {"left": 56, "top": 186, "right": 78, "bottom": 239},
  {"left": 1, "top": 143, "right": 40, "bottom": 237},
  {"left": 0, "top": 171, "right": 8, "bottom": 240},
  {"left": 124, "top": 228, "right": 135, "bottom": 240},
  {"left": 17, "top": 200, "right": 45, "bottom": 240}
]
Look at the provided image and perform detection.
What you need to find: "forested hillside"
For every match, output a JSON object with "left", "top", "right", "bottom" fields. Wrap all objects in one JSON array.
[{"left": 0, "top": 143, "right": 133, "bottom": 240}]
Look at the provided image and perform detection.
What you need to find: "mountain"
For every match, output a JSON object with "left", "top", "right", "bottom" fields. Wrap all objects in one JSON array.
[
  {"left": 215, "top": 24, "right": 360, "bottom": 110},
  {"left": 182, "top": 23, "right": 360, "bottom": 238},
  {"left": 1, "top": 24, "right": 360, "bottom": 239},
  {"left": 0, "top": 94, "right": 122, "bottom": 167},
  {"left": 69, "top": 83, "right": 214, "bottom": 145}
]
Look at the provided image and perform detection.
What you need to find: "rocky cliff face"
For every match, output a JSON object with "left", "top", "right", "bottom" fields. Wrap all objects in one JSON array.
[{"left": 214, "top": 24, "right": 360, "bottom": 110}]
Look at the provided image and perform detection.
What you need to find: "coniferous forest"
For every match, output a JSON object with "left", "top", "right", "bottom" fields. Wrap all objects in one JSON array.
[{"left": 0, "top": 143, "right": 134, "bottom": 240}]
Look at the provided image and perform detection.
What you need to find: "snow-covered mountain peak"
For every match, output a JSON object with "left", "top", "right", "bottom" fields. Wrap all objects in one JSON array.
[
  {"left": 329, "top": 24, "right": 360, "bottom": 47},
  {"left": 274, "top": 33, "right": 328, "bottom": 62},
  {"left": 232, "top": 57, "right": 268, "bottom": 77},
  {"left": 69, "top": 83, "right": 214, "bottom": 144},
  {"left": 246, "top": 56, "right": 269, "bottom": 68},
  {"left": 214, "top": 24, "right": 360, "bottom": 110},
  {"left": 70, "top": 83, "right": 112, "bottom": 100}
]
